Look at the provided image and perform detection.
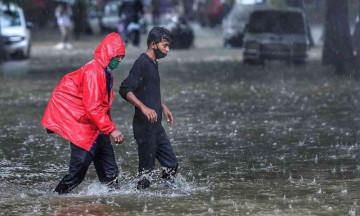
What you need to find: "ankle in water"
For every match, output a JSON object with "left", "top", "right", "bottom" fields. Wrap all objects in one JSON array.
[{"left": 137, "top": 178, "right": 151, "bottom": 190}]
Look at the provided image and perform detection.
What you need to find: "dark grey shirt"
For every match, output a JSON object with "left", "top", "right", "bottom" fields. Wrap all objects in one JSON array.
[{"left": 119, "top": 53, "right": 163, "bottom": 138}]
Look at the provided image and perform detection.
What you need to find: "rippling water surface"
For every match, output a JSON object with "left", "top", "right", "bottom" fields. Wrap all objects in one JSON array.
[{"left": 1, "top": 39, "right": 360, "bottom": 215}]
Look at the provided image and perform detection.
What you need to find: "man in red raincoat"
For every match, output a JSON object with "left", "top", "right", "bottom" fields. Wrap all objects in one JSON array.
[{"left": 41, "top": 33, "right": 125, "bottom": 194}]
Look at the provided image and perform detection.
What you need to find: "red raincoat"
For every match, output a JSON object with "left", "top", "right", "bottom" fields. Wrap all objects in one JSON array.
[{"left": 41, "top": 33, "right": 125, "bottom": 151}]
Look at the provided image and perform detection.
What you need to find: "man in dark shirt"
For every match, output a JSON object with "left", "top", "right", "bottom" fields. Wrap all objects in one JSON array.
[{"left": 119, "top": 27, "right": 178, "bottom": 189}]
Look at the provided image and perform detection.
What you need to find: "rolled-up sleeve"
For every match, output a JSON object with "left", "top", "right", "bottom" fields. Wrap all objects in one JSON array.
[{"left": 119, "top": 59, "right": 142, "bottom": 101}]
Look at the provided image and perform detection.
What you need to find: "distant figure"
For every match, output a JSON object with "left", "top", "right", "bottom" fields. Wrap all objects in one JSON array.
[
  {"left": 73, "top": 0, "right": 87, "bottom": 40},
  {"left": 118, "top": 0, "right": 144, "bottom": 46},
  {"left": 55, "top": 3, "right": 73, "bottom": 49},
  {"left": 152, "top": 0, "right": 161, "bottom": 25},
  {"left": 119, "top": 27, "right": 178, "bottom": 190}
]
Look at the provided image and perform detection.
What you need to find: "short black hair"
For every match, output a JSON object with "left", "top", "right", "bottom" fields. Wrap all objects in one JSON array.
[{"left": 147, "top": 27, "right": 173, "bottom": 47}]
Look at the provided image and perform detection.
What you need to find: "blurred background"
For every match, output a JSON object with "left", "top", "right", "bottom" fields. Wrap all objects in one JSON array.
[{"left": 2, "top": 0, "right": 360, "bottom": 215}]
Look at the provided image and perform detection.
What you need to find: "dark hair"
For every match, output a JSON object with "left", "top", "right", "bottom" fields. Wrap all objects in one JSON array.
[{"left": 147, "top": 27, "right": 173, "bottom": 47}]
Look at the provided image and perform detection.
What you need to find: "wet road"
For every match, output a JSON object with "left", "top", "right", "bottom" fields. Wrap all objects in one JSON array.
[{"left": 1, "top": 26, "right": 360, "bottom": 215}]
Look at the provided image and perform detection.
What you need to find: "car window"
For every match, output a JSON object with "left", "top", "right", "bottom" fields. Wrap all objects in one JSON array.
[
  {"left": 238, "top": 0, "right": 265, "bottom": 5},
  {"left": 104, "top": 3, "right": 118, "bottom": 16},
  {"left": 0, "top": 10, "right": 21, "bottom": 27},
  {"left": 248, "top": 11, "right": 305, "bottom": 34}
]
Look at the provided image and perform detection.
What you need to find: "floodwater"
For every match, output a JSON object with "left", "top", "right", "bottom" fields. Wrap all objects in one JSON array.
[{"left": 1, "top": 27, "right": 360, "bottom": 215}]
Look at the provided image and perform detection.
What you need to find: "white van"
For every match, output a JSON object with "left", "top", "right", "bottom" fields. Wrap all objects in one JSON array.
[
  {"left": 243, "top": 8, "right": 309, "bottom": 65},
  {"left": 222, "top": 0, "right": 270, "bottom": 48},
  {"left": 0, "top": 2, "right": 31, "bottom": 59}
]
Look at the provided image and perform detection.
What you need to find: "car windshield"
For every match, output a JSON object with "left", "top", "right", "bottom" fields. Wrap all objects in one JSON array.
[
  {"left": 239, "top": 0, "right": 265, "bottom": 5},
  {"left": 248, "top": 11, "right": 305, "bottom": 34},
  {"left": 0, "top": 10, "right": 21, "bottom": 27},
  {"left": 104, "top": 3, "right": 118, "bottom": 16}
]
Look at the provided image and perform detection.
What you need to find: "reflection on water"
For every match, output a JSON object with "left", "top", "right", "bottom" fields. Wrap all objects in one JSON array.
[{"left": 1, "top": 57, "right": 360, "bottom": 215}]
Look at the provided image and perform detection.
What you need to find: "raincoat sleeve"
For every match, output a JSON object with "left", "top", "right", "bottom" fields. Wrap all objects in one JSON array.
[
  {"left": 82, "top": 69, "right": 116, "bottom": 135},
  {"left": 119, "top": 60, "right": 142, "bottom": 101}
]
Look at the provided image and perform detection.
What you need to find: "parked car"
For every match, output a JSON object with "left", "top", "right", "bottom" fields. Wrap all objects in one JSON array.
[
  {"left": 222, "top": 0, "right": 269, "bottom": 48},
  {"left": 0, "top": 2, "right": 32, "bottom": 59},
  {"left": 101, "top": 0, "right": 122, "bottom": 32},
  {"left": 165, "top": 16, "right": 194, "bottom": 49},
  {"left": 243, "top": 8, "right": 309, "bottom": 65}
]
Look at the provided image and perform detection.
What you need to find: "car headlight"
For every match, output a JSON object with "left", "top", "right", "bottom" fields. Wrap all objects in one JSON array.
[{"left": 4, "top": 36, "right": 25, "bottom": 44}]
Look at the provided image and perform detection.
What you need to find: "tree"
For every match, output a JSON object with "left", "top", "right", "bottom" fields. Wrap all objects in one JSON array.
[
  {"left": 322, "top": 0, "right": 356, "bottom": 76},
  {"left": 0, "top": 21, "right": 5, "bottom": 63},
  {"left": 354, "top": 3, "right": 360, "bottom": 68}
]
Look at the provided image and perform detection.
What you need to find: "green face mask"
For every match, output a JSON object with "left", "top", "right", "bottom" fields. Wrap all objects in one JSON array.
[{"left": 108, "top": 58, "right": 119, "bottom": 70}]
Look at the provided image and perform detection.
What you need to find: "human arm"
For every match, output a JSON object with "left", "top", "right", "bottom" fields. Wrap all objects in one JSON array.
[
  {"left": 162, "top": 103, "right": 173, "bottom": 126},
  {"left": 125, "top": 92, "right": 157, "bottom": 123},
  {"left": 82, "top": 69, "right": 123, "bottom": 142},
  {"left": 110, "top": 130, "right": 124, "bottom": 144},
  {"left": 119, "top": 61, "right": 157, "bottom": 123}
]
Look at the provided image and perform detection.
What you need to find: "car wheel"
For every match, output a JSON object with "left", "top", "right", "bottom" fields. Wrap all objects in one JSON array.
[
  {"left": 19, "top": 43, "right": 31, "bottom": 60},
  {"left": 243, "top": 58, "right": 264, "bottom": 66},
  {"left": 24, "top": 43, "right": 31, "bottom": 59}
]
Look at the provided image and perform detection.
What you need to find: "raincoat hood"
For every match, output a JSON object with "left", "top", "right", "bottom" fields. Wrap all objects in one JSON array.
[{"left": 94, "top": 32, "right": 125, "bottom": 68}]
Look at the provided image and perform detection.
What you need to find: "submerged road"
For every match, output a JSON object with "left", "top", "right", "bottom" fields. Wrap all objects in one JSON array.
[{"left": 0, "top": 25, "right": 359, "bottom": 215}]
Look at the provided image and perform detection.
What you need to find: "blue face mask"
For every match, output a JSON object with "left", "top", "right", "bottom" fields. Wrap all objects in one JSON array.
[{"left": 108, "top": 58, "right": 120, "bottom": 70}]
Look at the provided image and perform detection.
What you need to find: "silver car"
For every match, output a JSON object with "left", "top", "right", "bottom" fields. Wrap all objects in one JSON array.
[
  {"left": 222, "top": 0, "right": 269, "bottom": 48},
  {"left": 243, "top": 8, "right": 309, "bottom": 65},
  {"left": 0, "top": 2, "right": 31, "bottom": 59}
]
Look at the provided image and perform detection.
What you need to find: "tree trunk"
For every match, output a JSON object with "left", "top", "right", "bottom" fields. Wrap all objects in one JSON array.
[
  {"left": 322, "top": 0, "right": 355, "bottom": 75},
  {"left": 0, "top": 11, "right": 5, "bottom": 63},
  {"left": 354, "top": 3, "right": 360, "bottom": 69}
]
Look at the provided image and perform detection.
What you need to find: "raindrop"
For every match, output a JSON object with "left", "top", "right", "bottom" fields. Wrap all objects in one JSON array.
[
  {"left": 288, "top": 175, "right": 294, "bottom": 183},
  {"left": 211, "top": 196, "right": 215, "bottom": 202},
  {"left": 208, "top": 208, "right": 214, "bottom": 213},
  {"left": 317, "top": 188, "right": 323, "bottom": 194},
  {"left": 341, "top": 189, "right": 348, "bottom": 194},
  {"left": 314, "top": 155, "right": 319, "bottom": 164},
  {"left": 143, "top": 204, "right": 148, "bottom": 213},
  {"left": 331, "top": 167, "right": 336, "bottom": 174},
  {"left": 349, "top": 209, "right": 356, "bottom": 216},
  {"left": 310, "top": 178, "right": 317, "bottom": 185},
  {"left": 299, "top": 136, "right": 306, "bottom": 146}
]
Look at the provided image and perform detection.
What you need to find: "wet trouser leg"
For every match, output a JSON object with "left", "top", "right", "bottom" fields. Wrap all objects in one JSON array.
[
  {"left": 93, "top": 135, "right": 119, "bottom": 184},
  {"left": 55, "top": 135, "right": 119, "bottom": 194},
  {"left": 156, "top": 132, "right": 178, "bottom": 179},
  {"left": 137, "top": 136, "right": 157, "bottom": 175},
  {"left": 136, "top": 131, "right": 178, "bottom": 181},
  {"left": 54, "top": 143, "right": 93, "bottom": 194}
]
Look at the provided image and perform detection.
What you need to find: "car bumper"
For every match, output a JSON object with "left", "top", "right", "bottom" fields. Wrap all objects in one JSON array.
[
  {"left": 3, "top": 39, "right": 28, "bottom": 55},
  {"left": 244, "top": 48, "right": 307, "bottom": 60}
]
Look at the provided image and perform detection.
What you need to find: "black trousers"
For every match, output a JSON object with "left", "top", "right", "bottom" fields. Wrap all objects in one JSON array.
[
  {"left": 55, "top": 135, "right": 119, "bottom": 194},
  {"left": 136, "top": 130, "right": 178, "bottom": 177}
]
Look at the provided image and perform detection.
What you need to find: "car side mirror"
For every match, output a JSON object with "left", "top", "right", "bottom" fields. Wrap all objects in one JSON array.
[{"left": 26, "top": 22, "right": 34, "bottom": 29}]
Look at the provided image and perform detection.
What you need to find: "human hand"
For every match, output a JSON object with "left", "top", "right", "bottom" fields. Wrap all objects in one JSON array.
[
  {"left": 141, "top": 106, "right": 158, "bottom": 123},
  {"left": 162, "top": 104, "right": 173, "bottom": 126},
  {"left": 110, "top": 130, "right": 124, "bottom": 144}
]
